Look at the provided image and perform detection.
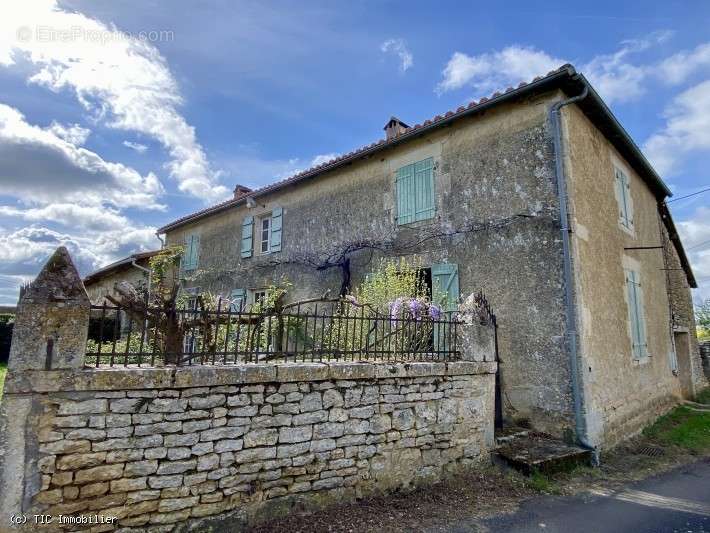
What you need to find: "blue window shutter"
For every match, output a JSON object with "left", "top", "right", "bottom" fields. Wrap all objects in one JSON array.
[
  {"left": 230, "top": 288, "right": 246, "bottom": 312},
  {"left": 241, "top": 216, "right": 254, "bottom": 258},
  {"left": 615, "top": 168, "right": 633, "bottom": 229},
  {"left": 270, "top": 207, "right": 283, "bottom": 253},
  {"left": 414, "top": 158, "right": 435, "bottom": 221},
  {"left": 183, "top": 234, "right": 199, "bottom": 271},
  {"left": 396, "top": 163, "right": 415, "bottom": 225},
  {"left": 191, "top": 234, "right": 200, "bottom": 269},
  {"left": 431, "top": 263, "right": 459, "bottom": 312},
  {"left": 625, "top": 269, "right": 647, "bottom": 359}
]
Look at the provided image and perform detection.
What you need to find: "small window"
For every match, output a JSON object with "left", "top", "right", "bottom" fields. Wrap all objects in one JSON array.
[
  {"left": 396, "top": 157, "right": 435, "bottom": 225},
  {"left": 253, "top": 290, "right": 267, "bottom": 305},
  {"left": 259, "top": 217, "right": 272, "bottom": 254},
  {"left": 625, "top": 268, "right": 647, "bottom": 360},
  {"left": 614, "top": 167, "right": 634, "bottom": 231}
]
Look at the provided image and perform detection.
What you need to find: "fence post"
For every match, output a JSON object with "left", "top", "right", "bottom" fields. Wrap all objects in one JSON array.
[
  {"left": 8, "top": 246, "right": 90, "bottom": 371},
  {"left": 0, "top": 246, "right": 90, "bottom": 528}
]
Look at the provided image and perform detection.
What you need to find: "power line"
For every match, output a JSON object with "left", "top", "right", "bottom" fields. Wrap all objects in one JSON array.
[
  {"left": 666, "top": 186, "right": 710, "bottom": 203},
  {"left": 687, "top": 238, "right": 710, "bottom": 251}
]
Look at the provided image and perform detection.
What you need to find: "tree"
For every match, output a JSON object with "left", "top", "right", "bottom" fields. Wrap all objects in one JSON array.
[{"left": 696, "top": 299, "right": 710, "bottom": 340}]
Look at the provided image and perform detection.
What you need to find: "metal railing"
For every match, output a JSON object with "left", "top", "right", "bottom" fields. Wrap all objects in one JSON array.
[{"left": 85, "top": 300, "right": 461, "bottom": 367}]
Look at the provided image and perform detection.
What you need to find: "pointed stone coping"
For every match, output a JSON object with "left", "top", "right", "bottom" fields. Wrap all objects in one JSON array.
[
  {"left": 5, "top": 361, "right": 497, "bottom": 394},
  {"left": 21, "top": 246, "right": 89, "bottom": 304}
]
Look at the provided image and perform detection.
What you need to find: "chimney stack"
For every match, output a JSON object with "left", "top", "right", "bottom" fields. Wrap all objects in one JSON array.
[
  {"left": 233, "top": 184, "right": 252, "bottom": 199},
  {"left": 383, "top": 116, "right": 410, "bottom": 140}
]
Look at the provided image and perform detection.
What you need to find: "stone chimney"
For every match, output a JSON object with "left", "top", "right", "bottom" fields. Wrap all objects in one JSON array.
[
  {"left": 383, "top": 116, "right": 410, "bottom": 140},
  {"left": 234, "top": 184, "right": 252, "bottom": 199}
]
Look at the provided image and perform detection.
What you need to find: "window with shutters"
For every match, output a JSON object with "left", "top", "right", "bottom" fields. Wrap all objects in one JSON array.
[
  {"left": 241, "top": 208, "right": 282, "bottom": 258},
  {"left": 396, "top": 157, "right": 435, "bottom": 225},
  {"left": 229, "top": 289, "right": 246, "bottom": 312},
  {"left": 614, "top": 166, "right": 634, "bottom": 231},
  {"left": 182, "top": 233, "right": 200, "bottom": 271},
  {"left": 625, "top": 268, "right": 648, "bottom": 360}
]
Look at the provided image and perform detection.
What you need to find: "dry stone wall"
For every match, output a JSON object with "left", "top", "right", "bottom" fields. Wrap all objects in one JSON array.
[{"left": 3, "top": 361, "right": 495, "bottom": 532}]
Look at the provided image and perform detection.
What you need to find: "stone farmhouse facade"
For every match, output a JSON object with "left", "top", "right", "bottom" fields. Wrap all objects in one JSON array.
[
  {"left": 153, "top": 65, "right": 706, "bottom": 449},
  {"left": 84, "top": 250, "right": 159, "bottom": 305}
]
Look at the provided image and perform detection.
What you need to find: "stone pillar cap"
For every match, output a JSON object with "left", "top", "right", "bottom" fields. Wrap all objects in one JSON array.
[{"left": 21, "top": 246, "right": 90, "bottom": 304}]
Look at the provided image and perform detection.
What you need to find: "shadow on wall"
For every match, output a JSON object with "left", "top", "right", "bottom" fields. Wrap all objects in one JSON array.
[{"left": 0, "top": 311, "right": 13, "bottom": 364}]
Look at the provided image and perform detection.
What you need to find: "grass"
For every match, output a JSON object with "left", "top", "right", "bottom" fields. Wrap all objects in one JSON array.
[
  {"left": 695, "top": 387, "right": 710, "bottom": 405},
  {"left": 525, "top": 471, "right": 560, "bottom": 494},
  {"left": 0, "top": 362, "right": 6, "bottom": 400},
  {"left": 643, "top": 404, "right": 710, "bottom": 453}
]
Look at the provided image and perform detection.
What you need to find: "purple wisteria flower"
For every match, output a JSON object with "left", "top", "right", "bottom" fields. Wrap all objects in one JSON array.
[
  {"left": 429, "top": 304, "right": 442, "bottom": 320},
  {"left": 389, "top": 297, "right": 405, "bottom": 320},
  {"left": 408, "top": 298, "right": 422, "bottom": 318}
]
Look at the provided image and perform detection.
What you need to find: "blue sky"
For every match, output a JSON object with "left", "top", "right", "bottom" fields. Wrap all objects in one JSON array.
[{"left": 1, "top": 0, "right": 709, "bottom": 305}]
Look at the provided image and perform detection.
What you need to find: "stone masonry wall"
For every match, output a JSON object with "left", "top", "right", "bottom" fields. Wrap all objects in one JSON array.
[{"left": 2, "top": 361, "right": 495, "bottom": 532}]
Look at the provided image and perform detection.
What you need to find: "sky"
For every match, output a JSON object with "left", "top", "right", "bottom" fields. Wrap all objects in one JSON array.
[{"left": 0, "top": 0, "right": 709, "bottom": 306}]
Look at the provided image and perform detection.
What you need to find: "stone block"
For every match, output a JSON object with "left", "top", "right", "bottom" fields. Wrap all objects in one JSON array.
[
  {"left": 244, "top": 428, "right": 279, "bottom": 448},
  {"left": 157, "top": 459, "right": 197, "bottom": 475},
  {"left": 56, "top": 452, "right": 107, "bottom": 470},
  {"left": 293, "top": 410, "right": 328, "bottom": 425},
  {"left": 79, "top": 482, "right": 109, "bottom": 498},
  {"left": 189, "top": 395, "right": 226, "bottom": 409},
  {"left": 148, "top": 475, "right": 184, "bottom": 489},
  {"left": 74, "top": 464, "right": 124, "bottom": 484},
  {"left": 214, "top": 439, "right": 244, "bottom": 453},
  {"left": 279, "top": 425, "right": 312, "bottom": 443},
  {"left": 148, "top": 398, "right": 188, "bottom": 413},
  {"left": 54, "top": 415, "right": 88, "bottom": 428},
  {"left": 110, "top": 398, "right": 146, "bottom": 413},
  {"left": 144, "top": 447, "right": 167, "bottom": 459},
  {"left": 110, "top": 476, "right": 147, "bottom": 492},
  {"left": 197, "top": 453, "right": 220, "bottom": 471},
  {"left": 235, "top": 447, "right": 276, "bottom": 463},
  {"left": 165, "top": 433, "right": 199, "bottom": 447},
  {"left": 64, "top": 428, "right": 106, "bottom": 440},
  {"left": 313, "top": 422, "right": 344, "bottom": 439},
  {"left": 201, "top": 426, "right": 247, "bottom": 442},
  {"left": 134, "top": 421, "right": 182, "bottom": 436},
  {"left": 125, "top": 460, "right": 158, "bottom": 477},
  {"left": 39, "top": 439, "right": 91, "bottom": 455}
]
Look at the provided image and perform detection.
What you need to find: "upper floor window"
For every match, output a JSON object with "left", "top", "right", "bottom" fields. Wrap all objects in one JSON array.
[
  {"left": 614, "top": 167, "right": 634, "bottom": 231},
  {"left": 182, "top": 233, "right": 200, "bottom": 271},
  {"left": 396, "top": 157, "right": 435, "bottom": 225},
  {"left": 259, "top": 216, "right": 272, "bottom": 254},
  {"left": 241, "top": 207, "right": 283, "bottom": 258}
]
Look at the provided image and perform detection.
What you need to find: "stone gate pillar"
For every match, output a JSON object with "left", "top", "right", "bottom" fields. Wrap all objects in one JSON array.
[
  {"left": 9, "top": 246, "right": 90, "bottom": 371},
  {"left": 0, "top": 246, "right": 90, "bottom": 531}
]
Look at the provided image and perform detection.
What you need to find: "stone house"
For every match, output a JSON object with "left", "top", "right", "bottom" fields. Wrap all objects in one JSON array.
[
  {"left": 156, "top": 64, "right": 706, "bottom": 449},
  {"left": 83, "top": 250, "right": 160, "bottom": 305}
]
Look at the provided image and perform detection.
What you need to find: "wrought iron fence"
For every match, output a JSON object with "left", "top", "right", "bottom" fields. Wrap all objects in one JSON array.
[{"left": 85, "top": 299, "right": 461, "bottom": 367}]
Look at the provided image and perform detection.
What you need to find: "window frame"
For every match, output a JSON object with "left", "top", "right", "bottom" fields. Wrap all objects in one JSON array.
[
  {"left": 614, "top": 166, "right": 634, "bottom": 233},
  {"left": 259, "top": 216, "right": 272, "bottom": 254},
  {"left": 396, "top": 156, "right": 435, "bottom": 225}
]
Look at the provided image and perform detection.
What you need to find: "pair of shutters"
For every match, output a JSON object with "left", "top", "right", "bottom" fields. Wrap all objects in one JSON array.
[
  {"left": 183, "top": 234, "right": 200, "bottom": 271},
  {"left": 396, "top": 157, "right": 435, "bottom": 225},
  {"left": 625, "top": 269, "right": 647, "bottom": 360},
  {"left": 615, "top": 168, "right": 633, "bottom": 229},
  {"left": 241, "top": 207, "right": 282, "bottom": 258}
]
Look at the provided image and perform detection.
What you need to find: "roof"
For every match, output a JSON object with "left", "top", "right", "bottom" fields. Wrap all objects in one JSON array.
[
  {"left": 83, "top": 250, "right": 160, "bottom": 286},
  {"left": 158, "top": 64, "right": 673, "bottom": 235}
]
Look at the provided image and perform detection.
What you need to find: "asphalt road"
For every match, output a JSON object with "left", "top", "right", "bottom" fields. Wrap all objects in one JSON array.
[{"left": 447, "top": 458, "right": 710, "bottom": 533}]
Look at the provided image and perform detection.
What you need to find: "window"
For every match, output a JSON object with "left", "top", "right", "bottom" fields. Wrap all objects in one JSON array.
[
  {"left": 614, "top": 167, "right": 634, "bottom": 230},
  {"left": 253, "top": 290, "right": 267, "bottom": 306},
  {"left": 260, "top": 216, "right": 272, "bottom": 254},
  {"left": 396, "top": 157, "right": 435, "bottom": 225},
  {"left": 241, "top": 207, "right": 282, "bottom": 258},
  {"left": 230, "top": 288, "right": 246, "bottom": 312},
  {"left": 183, "top": 233, "right": 200, "bottom": 271},
  {"left": 625, "top": 269, "right": 648, "bottom": 360}
]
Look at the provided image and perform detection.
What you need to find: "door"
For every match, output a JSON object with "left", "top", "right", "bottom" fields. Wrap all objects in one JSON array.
[
  {"left": 673, "top": 331, "right": 694, "bottom": 399},
  {"left": 431, "top": 263, "right": 459, "bottom": 352}
]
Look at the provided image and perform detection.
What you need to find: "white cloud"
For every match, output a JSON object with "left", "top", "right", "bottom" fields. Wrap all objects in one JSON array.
[
  {"left": 644, "top": 81, "right": 710, "bottom": 175},
  {"left": 381, "top": 38, "right": 413, "bottom": 72},
  {"left": 0, "top": 0, "right": 228, "bottom": 203},
  {"left": 436, "top": 46, "right": 565, "bottom": 96},
  {"left": 0, "top": 102, "right": 163, "bottom": 209},
  {"left": 676, "top": 207, "right": 710, "bottom": 302},
  {"left": 47, "top": 121, "right": 90, "bottom": 145},
  {"left": 657, "top": 42, "right": 710, "bottom": 85},
  {"left": 311, "top": 153, "right": 338, "bottom": 166},
  {"left": 123, "top": 140, "right": 148, "bottom": 153},
  {"left": 0, "top": 203, "right": 131, "bottom": 231}
]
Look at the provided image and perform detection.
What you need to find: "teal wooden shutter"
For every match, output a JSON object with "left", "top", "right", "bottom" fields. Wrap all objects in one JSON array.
[
  {"left": 414, "top": 157, "right": 434, "bottom": 221},
  {"left": 270, "top": 207, "right": 283, "bottom": 253},
  {"left": 241, "top": 216, "right": 254, "bottom": 258},
  {"left": 432, "top": 263, "right": 459, "bottom": 311},
  {"left": 396, "top": 163, "right": 415, "bottom": 225},
  {"left": 183, "top": 234, "right": 199, "bottom": 271},
  {"left": 615, "top": 168, "right": 632, "bottom": 229},
  {"left": 230, "top": 288, "right": 246, "bottom": 312},
  {"left": 431, "top": 263, "right": 459, "bottom": 352},
  {"left": 625, "top": 269, "right": 647, "bottom": 359}
]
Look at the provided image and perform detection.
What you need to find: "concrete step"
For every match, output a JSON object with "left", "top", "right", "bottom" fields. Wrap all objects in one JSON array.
[
  {"left": 495, "top": 433, "right": 593, "bottom": 475},
  {"left": 494, "top": 426, "right": 531, "bottom": 447}
]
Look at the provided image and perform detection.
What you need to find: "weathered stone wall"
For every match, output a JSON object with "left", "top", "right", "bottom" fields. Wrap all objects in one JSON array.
[
  {"left": 563, "top": 104, "right": 705, "bottom": 447},
  {"left": 1, "top": 361, "right": 495, "bottom": 532},
  {"left": 164, "top": 94, "right": 574, "bottom": 436}
]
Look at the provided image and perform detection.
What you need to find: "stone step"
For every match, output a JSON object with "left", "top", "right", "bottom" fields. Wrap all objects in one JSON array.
[{"left": 495, "top": 434, "right": 593, "bottom": 475}]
